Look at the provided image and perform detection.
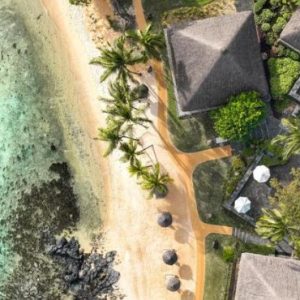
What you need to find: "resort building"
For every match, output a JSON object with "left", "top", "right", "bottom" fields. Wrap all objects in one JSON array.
[
  {"left": 164, "top": 11, "right": 270, "bottom": 117},
  {"left": 279, "top": 8, "right": 300, "bottom": 54},
  {"left": 234, "top": 253, "right": 300, "bottom": 300}
]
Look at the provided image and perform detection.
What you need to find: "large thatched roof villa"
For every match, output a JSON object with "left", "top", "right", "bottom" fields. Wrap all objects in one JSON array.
[
  {"left": 164, "top": 11, "right": 270, "bottom": 117},
  {"left": 279, "top": 8, "right": 300, "bottom": 53},
  {"left": 234, "top": 253, "right": 300, "bottom": 300}
]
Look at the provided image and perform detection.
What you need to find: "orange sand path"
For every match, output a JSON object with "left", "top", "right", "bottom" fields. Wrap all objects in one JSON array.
[{"left": 133, "top": 0, "right": 233, "bottom": 298}]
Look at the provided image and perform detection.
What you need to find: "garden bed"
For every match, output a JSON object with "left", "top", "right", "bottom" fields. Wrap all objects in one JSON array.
[{"left": 204, "top": 234, "right": 275, "bottom": 300}]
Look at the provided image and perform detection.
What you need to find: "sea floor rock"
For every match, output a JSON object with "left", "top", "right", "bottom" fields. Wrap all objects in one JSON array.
[{"left": 48, "top": 237, "right": 120, "bottom": 299}]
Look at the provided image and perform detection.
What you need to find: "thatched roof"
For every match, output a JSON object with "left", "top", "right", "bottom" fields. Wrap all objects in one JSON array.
[
  {"left": 157, "top": 212, "right": 173, "bottom": 227},
  {"left": 280, "top": 8, "right": 300, "bottom": 53},
  {"left": 162, "top": 250, "right": 178, "bottom": 265},
  {"left": 164, "top": 11, "right": 270, "bottom": 116},
  {"left": 166, "top": 276, "right": 181, "bottom": 292},
  {"left": 235, "top": 253, "right": 300, "bottom": 300}
]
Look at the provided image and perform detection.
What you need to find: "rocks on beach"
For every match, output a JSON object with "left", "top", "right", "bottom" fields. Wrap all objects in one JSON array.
[{"left": 47, "top": 236, "right": 120, "bottom": 299}]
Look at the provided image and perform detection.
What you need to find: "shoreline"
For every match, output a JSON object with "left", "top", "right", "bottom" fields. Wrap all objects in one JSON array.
[{"left": 39, "top": 1, "right": 229, "bottom": 299}]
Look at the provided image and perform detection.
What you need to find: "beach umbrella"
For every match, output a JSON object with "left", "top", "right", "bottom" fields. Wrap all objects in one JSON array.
[
  {"left": 234, "top": 197, "right": 251, "bottom": 214},
  {"left": 157, "top": 212, "right": 173, "bottom": 227},
  {"left": 166, "top": 276, "right": 181, "bottom": 292},
  {"left": 162, "top": 250, "right": 178, "bottom": 265},
  {"left": 253, "top": 165, "right": 271, "bottom": 183}
]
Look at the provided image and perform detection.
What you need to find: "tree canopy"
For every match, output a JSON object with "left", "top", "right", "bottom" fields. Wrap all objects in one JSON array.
[
  {"left": 256, "top": 168, "right": 300, "bottom": 256},
  {"left": 211, "top": 91, "right": 266, "bottom": 141}
]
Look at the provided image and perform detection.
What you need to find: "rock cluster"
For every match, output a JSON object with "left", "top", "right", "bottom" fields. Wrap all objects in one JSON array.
[{"left": 48, "top": 237, "right": 120, "bottom": 299}]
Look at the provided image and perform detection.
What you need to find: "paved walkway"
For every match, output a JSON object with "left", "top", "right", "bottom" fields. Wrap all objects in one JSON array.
[{"left": 133, "top": 1, "right": 233, "bottom": 299}]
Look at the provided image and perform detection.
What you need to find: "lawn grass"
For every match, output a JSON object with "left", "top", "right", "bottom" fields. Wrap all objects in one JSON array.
[
  {"left": 193, "top": 158, "right": 252, "bottom": 229},
  {"left": 204, "top": 234, "right": 275, "bottom": 300},
  {"left": 165, "top": 66, "right": 215, "bottom": 152},
  {"left": 142, "top": 0, "right": 213, "bottom": 25}
]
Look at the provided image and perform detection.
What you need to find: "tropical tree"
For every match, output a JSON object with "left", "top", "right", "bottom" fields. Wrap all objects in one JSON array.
[
  {"left": 256, "top": 169, "right": 300, "bottom": 256},
  {"left": 103, "top": 100, "right": 151, "bottom": 131},
  {"left": 126, "top": 23, "right": 165, "bottom": 60},
  {"left": 98, "top": 121, "right": 137, "bottom": 157},
  {"left": 211, "top": 91, "right": 266, "bottom": 141},
  {"left": 256, "top": 209, "right": 291, "bottom": 243},
  {"left": 140, "top": 163, "right": 173, "bottom": 198},
  {"left": 100, "top": 79, "right": 147, "bottom": 104},
  {"left": 90, "top": 36, "right": 145, "bottom": 82},
  {"left": 119, "top": 140, "right": 142, "bottom": 164},
  {"left": 272, "top": 118, "right": 300, "bottom": 160},
  {"left": 128, "top": 159, "right": 149, "bottom": 178}
]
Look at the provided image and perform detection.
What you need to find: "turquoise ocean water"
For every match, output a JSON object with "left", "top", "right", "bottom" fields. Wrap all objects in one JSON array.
[{"left": 0, "top": 0, "right": 101, "bottom": 298}]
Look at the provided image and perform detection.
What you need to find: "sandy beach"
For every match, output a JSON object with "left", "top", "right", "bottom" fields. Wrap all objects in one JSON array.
[{"left": 41, "top": 1, "right": 232, "bottom": 299}]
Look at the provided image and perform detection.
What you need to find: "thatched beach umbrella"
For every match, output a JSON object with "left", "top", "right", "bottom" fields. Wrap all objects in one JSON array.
[
  {"left": 162, "top": 250, "right": 178, "bottom": 265},
  {"left": 166, "top": 276, "right": 181, "bottom": 292},
  {"left": 157, "top": 212, "right": 173, "bottom": 227}
]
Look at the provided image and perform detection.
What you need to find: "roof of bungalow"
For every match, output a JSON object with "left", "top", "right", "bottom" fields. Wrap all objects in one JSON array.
[
  {"left": 279, "top": 8, "right": 300, "bottom": 54},
  {"left": 164, "top": 11, "right": 270, "bottom": 117},
  {"left": 235, "top": 253, "right": 300, "bottom": 300}
]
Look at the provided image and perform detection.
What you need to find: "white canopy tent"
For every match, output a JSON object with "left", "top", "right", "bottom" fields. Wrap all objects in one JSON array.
[
  {"left": 253, "top": 165, "right": 270, "bottom": 183},
  {"left": 234, "top": 197, "right": 251, "bottom": 214}
]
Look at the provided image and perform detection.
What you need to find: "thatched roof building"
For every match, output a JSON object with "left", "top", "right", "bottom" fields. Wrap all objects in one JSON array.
[
  {"left": 279, "top": 8, "right": 300, "bottom": 53},
  {"left": 164, "top": 11, "right": 270, "bottom": 117},
  {"left": 235, "top": 253, "right": 300, "bottom": 299}
]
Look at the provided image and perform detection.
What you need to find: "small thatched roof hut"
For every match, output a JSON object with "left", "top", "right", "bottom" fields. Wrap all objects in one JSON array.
[
  {"left": 279, "top": 8, "right": 300, "bottom": 53},
  {"left": 157, "top": 212, "right": 173, "bottom": 227},
  {"left": 164, "top": 11, "right": 270, "bottom": 116},
  {"left": 162, "top": 250, "right": 178, "bottom": 265},
  {"left": 166, "top": 276, "right": 181, "bottom": 292}
]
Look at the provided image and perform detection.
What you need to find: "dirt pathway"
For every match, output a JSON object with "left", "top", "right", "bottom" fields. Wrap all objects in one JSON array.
[{"left": 132, "top": 1, "right": 233, "bottom": 299}]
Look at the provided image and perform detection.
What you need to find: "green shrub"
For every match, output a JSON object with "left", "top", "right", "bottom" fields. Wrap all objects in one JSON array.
[
  {"left": 272, "top": 16, "right": 287, "bottom": 33},
  {"left": 266, "top": 32, "right": 277, "bottom": 45},
  {"left": 261, "top": 23, "right": 271, "bottom": 32},
  {"left": 256, "top": 9, "right": 275, "bottom": 24},
  {"left": 231, "top": 156, "right": 246, "bottom": 174},
  {"left": 211, "top": 92, "right": 266, "bottom": 141},
  {"left": 254, "top": 0, "right": 268, "bottom": 13},
  {"left": 222, "top": 246, "right": 235, "bottom": 262},
  {"left": 268, "top": 57, "right": 300, "bottom": 99}
]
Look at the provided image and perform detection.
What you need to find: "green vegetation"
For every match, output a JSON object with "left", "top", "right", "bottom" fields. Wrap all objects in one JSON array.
[
  {"left": 211, "top": 92, "right": 266, "bottom": 141},
  {"left": 166, "top": 68, "right": 215, "bottom": 152},
  {"left": 161, "top": 0, "right": 232, "bottom": 26},
  {"left": 256, "top": 168, "right": 300, "bottom": 257},
  {"left": 126, "top": 24, "right": 165, "bottom": 60},
  {"left": 272, "top": 118, "right": 300, "bottom": 159},
  {"left": 69, "top": 0, "right": 91, "bottom": 5},
  {"left": 139, "top": 163, "right": 173, "bottom": 198},
  {"left": 261, "top": 139, "right": 287, "bottom": 167},
  {"left": 193, "top": 157, "right": 250, "bottom": 228},
  {"left": 92, "top": 25, "right": 173, "bottom": 198},
  {"left": 254, "top": 0, "right": 299, "bottom": 45},
  {"left": 142, "top": 0, "right": 213, "bottom": 26},
  {"left": 204, "top": 234, "right": 274, "bottom": 300},
  {"left": 90, "top": 37, "right": 145, "bottom": 83},
  {"left": 268, "top": 57, "right": 300, "bottom": 100}
]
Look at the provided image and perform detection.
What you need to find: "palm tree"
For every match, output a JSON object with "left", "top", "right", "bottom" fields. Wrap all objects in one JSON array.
[
  {"left": 119, "top": 140, "right": 141, "bottom": 164},
  {"left": 90, "top": 36, "right": 145, "bottom": 82},
  {"left": 103, "top": 100, "right": 151, "bottom": 131},
  {"left": 140, "top": 163, "right": 173, "bottom": 198},
  {"left": 128, "top": 159, "right": 149, "bottom": 178},
  {"left": 100, "top": 79, "right": 143, "bottom": 104},
  {"left": 272, "top": 118, "right": 300, "bottom": 160},
  {"left": 256, "top": 208, "right": 296, "bottom": 243},
  {"left": 126, "top": 23, "right": 165, "bottom": 60},
  {"left": 98, "top": 121, "right": 137, "bottom": 156}
]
